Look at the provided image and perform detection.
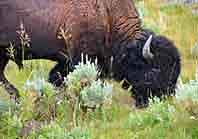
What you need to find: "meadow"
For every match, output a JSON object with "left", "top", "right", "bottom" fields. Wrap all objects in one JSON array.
[{"left": 0, "top": 0, "right": 198, "bottom": 138}]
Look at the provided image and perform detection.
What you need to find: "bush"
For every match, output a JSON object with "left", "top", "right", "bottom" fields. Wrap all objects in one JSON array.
[
  {"left": 0, "top": 112, "right": 22, "bottom": 138},
  {"left": 0, "top": 100, "right": 11, "bottom": 114},
  {"left": 24, "top": 71, "right": 55, "bottom": 97},
  {"left": 66, "top": 54, "right": 98, "bottom": 96},
  {"left": 125, "top": 97, "right": 175, "bottom": 129},
  {"left": 176, "top": 78, "right": 198, "bottom": 102},
  {"left": 80, "top": 80, "right": 113, "bottom": 108},
  {"left": 66, "top": 54, "right": 113, "bottom": 108},
  {"left": 20, "top": 69, "right": 57, "bottom": 122},
  {"left": 29, "top": 122, "right": 90, "bottom": 139}
]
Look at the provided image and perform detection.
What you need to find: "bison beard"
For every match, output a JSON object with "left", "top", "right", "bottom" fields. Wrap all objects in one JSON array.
[{"left": 0, "top": 0, "right": 181, "bottom": 107}]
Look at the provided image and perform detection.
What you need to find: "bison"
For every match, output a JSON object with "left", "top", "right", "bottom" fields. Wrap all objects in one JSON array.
[{"left": 0, "top": 0, "right": 181, "bottom": 107}]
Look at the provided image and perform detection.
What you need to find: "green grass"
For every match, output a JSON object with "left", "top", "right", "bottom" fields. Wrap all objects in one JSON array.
[
  {"left": 137, "top": 0, "right": 198, "bottom": 82},
  {"left": 0, "top": 62, "right": 198, "bottom": 138},
  {"left": 0, "top": 0, "right": 198, "bottom": 139}
]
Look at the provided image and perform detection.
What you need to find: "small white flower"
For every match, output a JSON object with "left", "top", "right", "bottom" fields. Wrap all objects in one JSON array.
[{"left": 190, "top": 116, "right": 196, "bottom": 120}]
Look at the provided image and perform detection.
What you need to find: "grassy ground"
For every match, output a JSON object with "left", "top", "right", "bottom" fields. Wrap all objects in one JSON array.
[
  {"left": 138, "top": 0, "right": 198, "bottom": 82},
  {"left": 0, "top": 0, "right": 198, "bottom": 139}
]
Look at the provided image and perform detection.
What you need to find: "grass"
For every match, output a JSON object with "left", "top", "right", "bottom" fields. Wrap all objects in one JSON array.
[
  {"left": 0, "top": 0, "right": 198, "bottom": 138},
  {"left": 137, "top": 0, "right": 198, "bottom": 82}
]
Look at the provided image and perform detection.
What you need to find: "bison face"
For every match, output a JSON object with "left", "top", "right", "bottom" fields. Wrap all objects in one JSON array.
[{"left": 115, "top": 29, "right": 181, "bottom": 107}]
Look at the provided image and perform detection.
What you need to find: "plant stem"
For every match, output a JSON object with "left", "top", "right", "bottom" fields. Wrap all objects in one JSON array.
[{"left": 73, "top": 97, "right": 79, "bottom": 127}]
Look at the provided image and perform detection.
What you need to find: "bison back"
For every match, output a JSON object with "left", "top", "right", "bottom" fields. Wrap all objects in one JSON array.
[{"left": 0, "top": 0, "right": 141, "bottom": 59}]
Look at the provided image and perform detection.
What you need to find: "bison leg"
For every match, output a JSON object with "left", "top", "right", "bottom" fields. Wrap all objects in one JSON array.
[
  {"left": 48, "top": 63, "right": 66, "bottom": 86},
  {"left": 0, "top": 58, "right": 19, "bottom": 100},
  {"left": 48, "top": 54, "right": 74, "bottom": 87}
]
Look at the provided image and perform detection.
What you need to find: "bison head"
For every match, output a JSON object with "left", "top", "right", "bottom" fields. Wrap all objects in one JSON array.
[{"left": 112, "top": 29, "right": 181, "bottom": 107}]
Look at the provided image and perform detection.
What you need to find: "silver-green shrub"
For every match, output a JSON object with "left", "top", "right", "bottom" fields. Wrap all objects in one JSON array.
[
  {"left": 66, "top": 54, "right": 98, "bottom": 96},
  {"left": 66, "top": 54, "right": 113, "bottom": 108},
  {"left": 176, "top": 67, "right": 198, "bottom": 102},
  {"left": 0, "top": 100, "right": 10, "bottom": 113},
  {"left": 176, "top": 79, "right": 198, "bottom": 102},
  {"left": 24, "top": 72, "right": 55, "bottom": 97},
  {"left": 80, "top": 80, "right": 112, "bottom": 108},
  {"left": 63, "top": 54, "right": 113, "bottom": 127}
]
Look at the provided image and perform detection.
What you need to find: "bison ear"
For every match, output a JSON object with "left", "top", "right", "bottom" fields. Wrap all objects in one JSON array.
[{"left": 142, "top": 35, "right": 154, "bottom": 59}]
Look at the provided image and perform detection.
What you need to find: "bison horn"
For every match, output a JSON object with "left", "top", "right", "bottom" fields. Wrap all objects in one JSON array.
[{"left": 142, "top": 35, "right": 154, "bottom": 59}]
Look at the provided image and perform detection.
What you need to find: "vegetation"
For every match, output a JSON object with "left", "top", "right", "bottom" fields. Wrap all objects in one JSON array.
[{"left": 0, "top": 0, "right": 198, "bottom": 138}]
